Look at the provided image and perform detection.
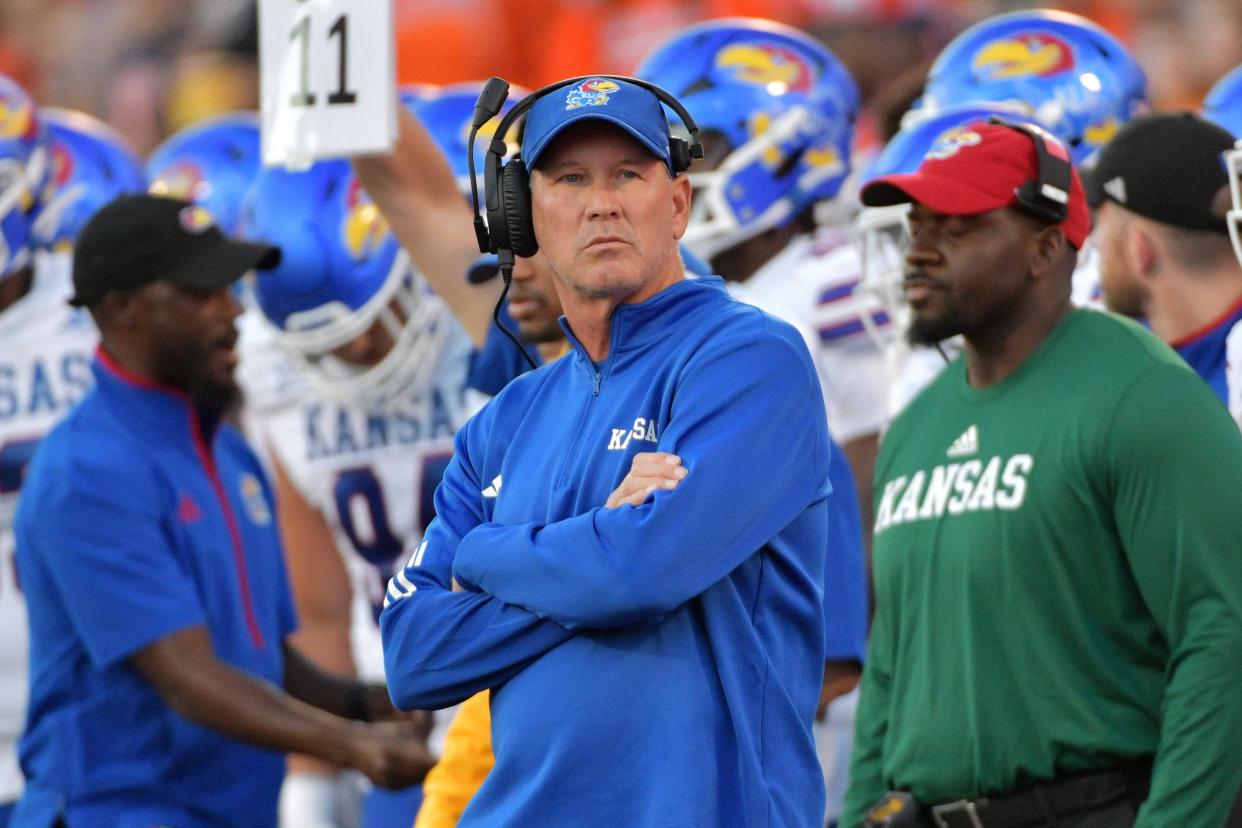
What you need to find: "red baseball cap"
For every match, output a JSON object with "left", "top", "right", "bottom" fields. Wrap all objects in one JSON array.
[{"left": 861, "top": 121, "right": 1091, "bottom": 249}]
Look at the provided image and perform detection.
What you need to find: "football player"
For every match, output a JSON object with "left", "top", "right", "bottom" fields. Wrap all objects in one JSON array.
[
  {"left": 0, "top": 78, "right": 105, "bottom": 827},
  {"left": 239, "top": 85, "right": 511, "bottom": 828}
]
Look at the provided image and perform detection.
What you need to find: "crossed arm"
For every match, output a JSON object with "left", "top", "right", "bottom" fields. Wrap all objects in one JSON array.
[
  {"left": 449, "top": 334, "right": 829, "bottom": 630},
  {"left": 379, "top": 435, "right": 689, "bottom": 711}
]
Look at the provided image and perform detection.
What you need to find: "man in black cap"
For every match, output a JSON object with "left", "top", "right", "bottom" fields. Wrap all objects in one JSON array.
[
  {"left": 12, "top": 195, "right": 435, "bottom": 827},
  {"left": 1085, "top": 112, "right": 1242, "bottom": 406}
]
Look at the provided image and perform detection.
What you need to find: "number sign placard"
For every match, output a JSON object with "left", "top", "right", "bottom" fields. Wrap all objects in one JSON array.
[{"left": 259, "top": 0, "right": 396, "bottom": 168}]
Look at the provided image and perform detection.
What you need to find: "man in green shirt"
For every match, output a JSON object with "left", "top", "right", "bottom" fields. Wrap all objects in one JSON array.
[{"left": 842, "top": 120, "right": 1242, "bottom": 827}]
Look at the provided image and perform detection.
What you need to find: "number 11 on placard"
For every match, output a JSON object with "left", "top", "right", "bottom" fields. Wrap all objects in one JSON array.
[
  {"left": 260, "top": 0, "right": 394, "bottom": 167},
  {"left": 288, "top": 11, "right": 359, "bottom": 107}
]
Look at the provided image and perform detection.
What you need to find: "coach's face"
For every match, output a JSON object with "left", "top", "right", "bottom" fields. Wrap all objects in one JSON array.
[
  {"left": 901, "top": 203, "right": 1045, "bottom": 345},
  {"left": 529, "top": 121, "right": 690, "bottom": 307},
  {"left": 141, "top": 280, "right": 243, "bottom": 411}
]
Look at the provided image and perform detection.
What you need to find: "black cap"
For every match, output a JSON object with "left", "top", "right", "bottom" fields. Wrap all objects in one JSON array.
[
  {"left": 70, "top": 194, "right": 281, "bottom": 307},
  {"left": 1081, "top": 112, "right": 1235, "bottom": 234}
]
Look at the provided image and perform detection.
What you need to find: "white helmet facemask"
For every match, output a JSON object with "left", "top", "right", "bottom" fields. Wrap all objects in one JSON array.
[
  {"left": 682, "top": 106, "right": 844, "bottom": 262},
  {"left": 1227, "top": 143, "right": 1242, "bottom": 272},
  {"left": 855, "top": 203, "right": 913, "bottom": 350},
  {"left": 271, "top": 249, "right": 452, "bottom": 409}
]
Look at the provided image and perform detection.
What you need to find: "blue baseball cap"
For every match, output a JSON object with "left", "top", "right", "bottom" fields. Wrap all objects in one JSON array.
[{"left": 522, "top": 78, "right": 673, "bottom": 172}]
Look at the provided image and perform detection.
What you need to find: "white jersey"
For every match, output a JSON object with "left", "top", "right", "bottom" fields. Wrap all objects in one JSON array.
[
  {"left": 0, "top": 249, "right": 97, "bottom": 804},
  {"left": 743, "top": 229, "right": 889, "bottom": 443},
  {"left": 239, "top": 311, "right": 477, "bottom": 683},
  {"left": 1225, "top": 319, "right": 1242, "bottom": 431}
]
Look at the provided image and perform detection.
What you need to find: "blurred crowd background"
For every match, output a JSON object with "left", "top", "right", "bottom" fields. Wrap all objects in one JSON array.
[{"left": 0, "top": 0, "right": 1238, "bottom": 159}]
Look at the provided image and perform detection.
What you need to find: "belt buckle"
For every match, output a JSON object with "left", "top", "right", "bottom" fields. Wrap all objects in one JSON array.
[{"left": 930, "top": 799, "right": 984, "bottom": 828}]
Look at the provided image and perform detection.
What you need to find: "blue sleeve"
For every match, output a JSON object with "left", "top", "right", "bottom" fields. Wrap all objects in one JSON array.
[
  {"left": 379, "top": 411, "right": 575, "bottom": 710},
  {"left": 27, "top": 447, "right": 207, "bottom": 669},
  {"left": 452, "top": 322, "right": 832, "bottom": 629},
  {"left": 823, "top": 439, "right": 868, "bottom": 663}
]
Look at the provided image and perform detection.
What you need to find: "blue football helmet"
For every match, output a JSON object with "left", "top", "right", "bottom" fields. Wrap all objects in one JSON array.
[
  {"left": 400, "top": 82, "right": 523, "bottom": 196},
  {"left": 243, "top": 158, "right": 451, "bottom": 405},
  {"left": 1204, "top": 64, "right": 1242, "bottom": 139},
  {"left": 34, "top": 108, "right": 145, "bottom": 248},
  {"left": 854, "top": 103, "right": 1052, "bottom": 343},
  {"left": 921, "top": 10, "right": 1147, "bottom": 165},
  {"left": 0, "top": 74, "right": 48, "bottom": 281},
  {"left": 635, "top": 18, "right": 859, "bottom": 261},
  {"left": 146, "top": 112, "right": 260, "bottom": 233}
]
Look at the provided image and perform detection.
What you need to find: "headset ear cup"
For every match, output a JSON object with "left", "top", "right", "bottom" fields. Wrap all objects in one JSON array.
[
  {"left": 669, "top": 137, "right": 691, "bottom": 175},
  {"left": 501, "top": 160, "right": 538, "bottom": 258}
]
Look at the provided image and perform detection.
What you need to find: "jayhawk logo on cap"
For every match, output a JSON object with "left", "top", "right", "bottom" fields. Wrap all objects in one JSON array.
[
  {"left": 972, "top": 33, "right": 1076, "bottom": 81},
  {"left": 179, "top": 205, "right": 215, "bottom": 233},
  {"left": 924, "top": 127, "right": 983, "bottom": 161},
  {"left": 150, "top": 161, "right": 208, "bottom": 203},
  {"left": 565, "top": 79, "right": 620, "bottom": 111},
  {"left": 342, "top": 176, "right": 388, "bottom": 260},
  {"left": 715, "top": 43, "right": 815, "bottom": 93}
]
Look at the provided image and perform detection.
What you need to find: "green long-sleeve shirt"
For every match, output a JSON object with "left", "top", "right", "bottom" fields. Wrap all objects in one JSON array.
[{"left": 843, "top": 309, "right": 1242, "bottom": 826}]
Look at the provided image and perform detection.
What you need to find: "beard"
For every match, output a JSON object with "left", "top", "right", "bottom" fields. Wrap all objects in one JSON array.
[
  {"left": 190, "top": 375, "right": 242, "bottom": 418},
  {"left": 904, "top": 285, "right": 968, "bottom": 347},
  {"left": 906, "top": 309, "right": 964, "bottom": 348},
  {"left": 902, "top": 269, "right": 964, "bottom": 347}
]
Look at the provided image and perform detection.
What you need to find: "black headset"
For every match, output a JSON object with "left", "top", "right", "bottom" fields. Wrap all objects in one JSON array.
[
  {"left": 464, "top": 75, "right": 704, "bottom": 370},
  {"left": 987, "top": 115, "right": 1073, "bottom": 224},
  {"left": 467, "top": 75, "right": 703, "bottom": 269}
]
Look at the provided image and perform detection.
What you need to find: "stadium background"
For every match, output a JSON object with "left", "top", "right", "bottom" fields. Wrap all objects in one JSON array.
[{"left": 0, "top": 0, "right": 1238, "bottom": 159}]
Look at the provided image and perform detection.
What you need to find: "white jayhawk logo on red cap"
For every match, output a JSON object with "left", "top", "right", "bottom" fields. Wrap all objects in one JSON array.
[
  {"left": 179, "top": 205, "right": 215, "bottom": 234},
  {"left": 925, "top": 127, "right": 983, "bottom": 161}
]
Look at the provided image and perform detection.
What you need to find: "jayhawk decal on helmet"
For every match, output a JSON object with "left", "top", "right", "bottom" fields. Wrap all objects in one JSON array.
[
  {"left": 971, "top": 33, "right": 1076, "bottom": 81},
  {"left": 715, "top": 43, "right": 815, "bottom": 93}
]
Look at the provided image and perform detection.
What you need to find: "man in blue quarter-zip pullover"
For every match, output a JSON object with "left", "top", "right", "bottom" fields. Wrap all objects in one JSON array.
[
  {"left": 380, "top": 78, "right": 834, "bottom": 827},
  {"left": 14, "top": 195, "right": 435, "bottom": 828}
]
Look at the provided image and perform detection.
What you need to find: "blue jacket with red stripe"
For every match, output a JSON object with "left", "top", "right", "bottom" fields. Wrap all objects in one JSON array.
[
  {"left": 382, "top": 276, "right": 832, "bottom": 827},
  {"left": 13, "top": 351, "right": 297, "bottom": 828}
]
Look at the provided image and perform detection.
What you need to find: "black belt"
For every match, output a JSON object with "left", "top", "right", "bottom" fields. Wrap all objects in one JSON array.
[{"left": 928, "top": 760, "right": 1152, "bottom": 828}]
